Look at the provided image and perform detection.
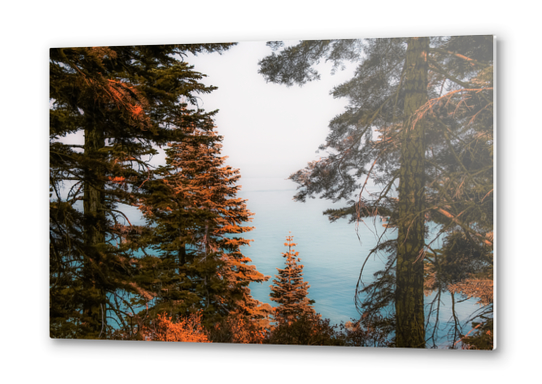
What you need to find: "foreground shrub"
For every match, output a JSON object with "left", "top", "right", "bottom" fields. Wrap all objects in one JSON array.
[{"left": 141, "top": 312, "right": 210, "bottom": 343}]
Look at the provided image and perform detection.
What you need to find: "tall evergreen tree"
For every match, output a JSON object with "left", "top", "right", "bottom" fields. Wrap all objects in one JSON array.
[
  {"left": 50, "top": 44, "right": 234, "bottom": 339},
  {"left": 138, "top": 122, "right": 271, "bottom": 334},
  {"left": 259, "top": 36, "right": 493, "bottom": 348}
]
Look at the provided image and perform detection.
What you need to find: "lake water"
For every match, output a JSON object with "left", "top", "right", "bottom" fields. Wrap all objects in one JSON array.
[
  {"left": 237, "top": 177, "right": 482, "bottom": 346},
  {"left": 236, "top": 177, "right": 375, "bottom": 324},
  {"left": 122, "top": 176, "right": 482, "bottom": 346}
]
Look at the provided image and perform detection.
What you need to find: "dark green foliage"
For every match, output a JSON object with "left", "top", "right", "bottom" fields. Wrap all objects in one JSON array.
[
  {"left": 461, "top": 318, "right": 493, "bottom": 350},
  {"left": 50, "top": 44, "right": 235, "bottom": 339},
  {"left": 259, "top": 40, "right": 363, "bottom": 87},
  {"left": 267, "top": 315, "right": 345, "bottom": 346},
  {"left": 266, "top": 315, "right": 394, "bottom": 347},
  {"left": 340, "top": 314, "right": 394, "bottom": 347}
]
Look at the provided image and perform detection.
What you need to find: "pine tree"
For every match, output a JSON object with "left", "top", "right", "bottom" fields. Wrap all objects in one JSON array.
[
  {"left": 49, "top": 44, "right": 234, "bottom": 339},
  {"left": 139, "top": 122, "right": 271, "bottom": 336},
  {"left": 270, "top": 234, "right": 316, "bottom": 325},
  {"left": 259, "top": 36, "right": 494, "bottom": 348}
]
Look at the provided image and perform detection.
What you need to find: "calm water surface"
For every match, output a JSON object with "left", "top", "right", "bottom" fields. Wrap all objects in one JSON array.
[
  {"left": 123, "top": 176, "right": 481, "bottom": 345},
  {"left": 238, "top": 178, "right": 481, "bottom": 345}
]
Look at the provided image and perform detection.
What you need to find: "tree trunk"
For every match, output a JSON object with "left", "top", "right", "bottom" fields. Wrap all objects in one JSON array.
[
  {"left": 83, "top": 123, "right": 107, "bottom": 338},
  {"left": 179, "top": 244, "right": 186, "bottom": 266},
  {"left": 395, "top": 37, "right": 429, "bottom": 348}
]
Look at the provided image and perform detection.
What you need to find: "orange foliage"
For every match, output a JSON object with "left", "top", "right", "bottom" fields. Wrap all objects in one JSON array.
[
  {"left": 108, "top": 176, "right": 126, "bottom": 184},
  {"left": 448, "top": 278, "right": 493, "bottom": 306},
  {"left": 227, "top": 313, "right": 266, "bottom": 344},
  {"left": 141, "top": 313, "right": 210, "bottom": 343},
  {"left": 130, "top": 104, "right": 144, "bottom": 117}
]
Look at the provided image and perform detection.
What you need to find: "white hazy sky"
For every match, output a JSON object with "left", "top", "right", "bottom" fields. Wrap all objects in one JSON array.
[{"left": 186, "top": 41, "right": 356, "bottom": 180}]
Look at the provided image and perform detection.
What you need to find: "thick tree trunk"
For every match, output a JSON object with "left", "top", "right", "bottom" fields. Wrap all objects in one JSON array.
[
  {"left": 83, "top": 124, "right": 107, "bottom": 338},
  {"left": 395, "top": 37, "right": 429, "bottom": 348}
]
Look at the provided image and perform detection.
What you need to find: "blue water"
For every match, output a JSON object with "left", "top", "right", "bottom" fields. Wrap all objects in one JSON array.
[
  {"left": 236, "top": 177, "right": 377, "bottom": 324},
  {"left": 236, "top": 177, "right": 482, "bottom": 346},
  {"left": 120, "top": 176, "right": 483, "bottom": 346}
]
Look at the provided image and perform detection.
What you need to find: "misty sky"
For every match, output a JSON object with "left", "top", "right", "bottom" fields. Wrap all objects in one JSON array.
[{"left": 186, "top": 41, "right": 357, "bottom": 183}]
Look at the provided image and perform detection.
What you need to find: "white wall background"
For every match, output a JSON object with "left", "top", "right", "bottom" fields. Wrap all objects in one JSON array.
[{"left": 1, "top": 1, "right": 537, "bottom": 382}]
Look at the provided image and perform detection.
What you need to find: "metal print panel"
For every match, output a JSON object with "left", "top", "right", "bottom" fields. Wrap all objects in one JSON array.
[{"left": 49, "top": 36, "right": 494, "bottom": 349}]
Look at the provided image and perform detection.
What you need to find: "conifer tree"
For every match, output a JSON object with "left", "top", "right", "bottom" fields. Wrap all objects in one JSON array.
[
  {"left": 49, "top": 44, "right": 234, "bottom": 339},
  {"left": 259, "top": 36, "right": 493, "bottom": 348},
  {"left": 139, "top": 122, "right": 271, "bottom": 335},
  {"left": 270, "top": 234, "right": 316, "bottom": 325}
]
